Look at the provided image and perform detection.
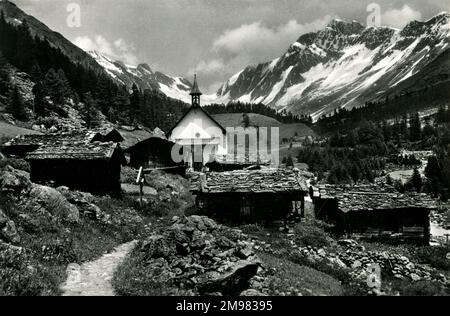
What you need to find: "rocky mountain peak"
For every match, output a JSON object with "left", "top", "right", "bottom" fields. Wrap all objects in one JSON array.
[
  {"left": 326, "top": 18, "right": 365, "bottom": 35},
  {"left": 212, "top": 11, "right": 450, "bottom": 120},
  {"left": 137, "top": 63, "right": 153, "bottom": 73}
]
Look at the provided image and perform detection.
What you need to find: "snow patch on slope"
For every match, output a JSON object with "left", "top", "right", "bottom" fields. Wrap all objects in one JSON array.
[{"left": 263, "top": 66, "right": 294, "bottom": 104}]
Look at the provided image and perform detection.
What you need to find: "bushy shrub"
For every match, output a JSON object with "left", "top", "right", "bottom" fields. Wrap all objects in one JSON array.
[
  {"left": 287, "top": 252, "right": 367, "bottom": 296},
  {"left": 120, "top": 166, "right": 138, "bottom": 184},
  {"left": 414, "top": 246, "right": 450, "bottom": 270},
  {"left": 293, "top": 222, "right": 332, "bottom": 248},
  {"left": 0, "top": 243, "right": 64, "bottom": 296},
  {"left": 399, "top": 280, "right": 448, "bottom": 296}
]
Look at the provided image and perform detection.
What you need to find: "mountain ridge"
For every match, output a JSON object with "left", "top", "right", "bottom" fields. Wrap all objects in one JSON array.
[
  {"left": 87, "top": 50, "right": 193, "bottom": 102},
  {"left": 211, "top": 13, "right": 450, "bottom": 120}
]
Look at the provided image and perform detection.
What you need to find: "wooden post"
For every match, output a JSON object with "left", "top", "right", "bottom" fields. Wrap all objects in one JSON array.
[
  {"left": 136, "top": 166, "right": 144, "bottom": 208},
  {"left": 300, "top": 194, "right": 305, "bottom": 220},
  {"left": 139, "top": 178, "right": 144, "bottom": 208}
]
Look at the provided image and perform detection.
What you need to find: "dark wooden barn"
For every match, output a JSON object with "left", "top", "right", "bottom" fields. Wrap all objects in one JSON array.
[
  {"left": 124, "top": 136, "right": 185, "bottom": 174},
  {"left": 190, "top": 169, "right": 309, "bottom": 224},
  {"left": 311, "top": 185, "right": 436, "bottom": 244},
  {"left": 25, "top": 140, "right": 126, "bottom": 196}
]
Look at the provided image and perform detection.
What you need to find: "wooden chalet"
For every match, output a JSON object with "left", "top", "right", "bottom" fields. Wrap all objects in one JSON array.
[
  {"left": 190, "top": 169, "right": 309, "bottom": 224},
  {"left": 124, "top": 136, "right": 185, "bottom": 174},
  {"left": 24, "top": 135, "right": 126, "bottom": 196},
  {"left": 311, "top": 185, "right": 436, "bottom": 244}
]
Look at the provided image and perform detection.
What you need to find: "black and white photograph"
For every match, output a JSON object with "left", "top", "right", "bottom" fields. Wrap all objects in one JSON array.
[{"left": 0, "top": 0, "right": 449, "bottom": 300}]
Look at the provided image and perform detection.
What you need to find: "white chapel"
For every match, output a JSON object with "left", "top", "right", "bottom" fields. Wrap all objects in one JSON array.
[{"left": 167, "top": 75, "right": 227, "bottom": 170}]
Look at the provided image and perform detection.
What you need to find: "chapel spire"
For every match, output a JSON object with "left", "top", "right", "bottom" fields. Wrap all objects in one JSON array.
[{"left": 190, "top": 74, "right": 202, "bottom": 107}]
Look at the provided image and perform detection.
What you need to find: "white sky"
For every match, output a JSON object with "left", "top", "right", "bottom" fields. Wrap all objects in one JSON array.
[{"left": 12, "top": 0, "right": 450, "bottom": 92}]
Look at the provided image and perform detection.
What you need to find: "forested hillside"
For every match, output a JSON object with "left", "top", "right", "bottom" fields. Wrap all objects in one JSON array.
[{"left": 0, "top": 10, "right": 188, "bottom": 131}]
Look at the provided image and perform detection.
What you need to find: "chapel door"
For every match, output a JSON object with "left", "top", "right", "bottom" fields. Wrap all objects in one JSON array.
[{"left": 192, "top": 144, "right": 204, "bottom": 171}]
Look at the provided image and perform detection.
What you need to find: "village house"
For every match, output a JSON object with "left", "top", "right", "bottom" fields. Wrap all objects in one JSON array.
[
  {"left": 124, "top": 136, "right": 185, "bottom": 174},
  {"left": 167, "top": 75, "right": 227, "bottom": 171},
  {"left": 311, "top": 184, "right": 436, "bottom": 244},
  {"left": 190, "top": 168, "right": 309, "bottom": 224},
  {"left": 25, "top": 136, "right": 126, "bottom": 196},
  {"left": 1, "top": 131, "right": 126, "bottom": 195},
  {"left": 211, "top": 115, "right": 278, "bottom": 168}
]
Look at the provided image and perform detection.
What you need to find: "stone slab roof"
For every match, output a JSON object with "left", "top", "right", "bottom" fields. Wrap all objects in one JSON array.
[
  {"left": 191, "top": 168, "right": 309, "bottom": 194},
  {"left": 25, "top": 141, "right": 119, "bottom": 160},
  {"left": 211, "top": 153, "right": 272, "bottom": 166},
  {"left": 3, "top": 132, "right": 94, "bottom": 147},
  {"left": 316, "top": 184, "right": 437, "bottom": 213}
]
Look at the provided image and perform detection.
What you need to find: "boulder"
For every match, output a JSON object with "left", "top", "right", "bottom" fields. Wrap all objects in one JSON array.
[
  {"left": 351, "top": 260, "right": 362, "bottom": 269},
  {"left": 237, "top": 244, "right": 254, "bottom": 259},
  {"left": 134, "top": 215, "right": 261, "bottom": 295},
  {"left": 1, "top": 220, "right": 20, "bottom": 244},
  {"left": 49, "top": 126, "right": 58, "bottom": 133},
  {"left": 410, "top": 273, "right": 421, "bottom": 282},
  {"left": 141, "top": 235, "right": 177, "bottom": 259},
  {"left": 0, "top": 209, "right": 8, "bottom": 227},
  {"left": 329, "top": 257, "right": 348, "bottom": 269},
  {"left": 56, "top": 187, "right": 94, "bottom": 205},
  {"left": 29, "top": 184, "right": 80, "bottom": 223},
  {"left": 190, "top": 230, "right": 207, "bottom": 250},
  {"left": 197, "top": 260, "right": 259, "bottom": 295},
  {"left": 0, "top": 166, "right": 31, "bottom": 195},
  {"left": 240, "top": 289, "right": 266, "bottom": 296},
  {"left": 169, "top": 224, "right": 191, "bottom": 244}
]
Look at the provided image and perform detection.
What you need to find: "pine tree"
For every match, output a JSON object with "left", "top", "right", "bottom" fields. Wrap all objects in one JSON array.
[
  {"left": 386, "top": 174, "right": 393, "bottom": 186},
  {"left": 32, "top": 81, "right": 48, "bottom": 117},
  {"left": 44, "top": 68, "right": 71, "bottom": 105},
  {"left": 409, "top": 113, "right": 421, "bottom": 141},
  {"left": 113, "top": 86, "right": 131, "bottom": 117},
  {"left": 81, "top": 92, "right": 100, "bottom": 128},
  {"left": 436, "top": 106, "right": 447, "bottom": 124},
  {"left": 242, "top": 113, "right": 251, "bottom": 128},
  {"left": 57, "top": 68, "right": 72, "bottom": 98},
  {"left": 7, "top": 85, "right": 27, "bottom": 120},
  {"left": 286, "top": 155, "right": 294, "bottom": 167},
  {"left": 0, "top": 55, "right": 11, "bottom": 99},
  {"left": 29, "top": 61, "right": 43, "bottom": 82},
  {"left": 410, "top": 168, "right": 423, "bottom": 193},
  {"left": 129, "top": 83, "right": 140, "bottom": 124}
]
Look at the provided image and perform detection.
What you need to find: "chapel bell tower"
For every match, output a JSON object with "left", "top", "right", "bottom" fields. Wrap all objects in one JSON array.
[{"left": 190, "top": 74, "right": 202, "bottom": 107}]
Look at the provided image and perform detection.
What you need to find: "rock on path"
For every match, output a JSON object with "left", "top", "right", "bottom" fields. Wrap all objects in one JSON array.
[{"left": 60, "top": 241, "right": 137, "bottom": 296}]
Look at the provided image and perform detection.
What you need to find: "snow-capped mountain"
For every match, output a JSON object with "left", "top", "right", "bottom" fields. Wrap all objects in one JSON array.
[
  {"left": 212, "top": 13, "right": 450, "bottom": 120},
  {"left": 88, "top": 51, "right": 192, "bottom": 103}
]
